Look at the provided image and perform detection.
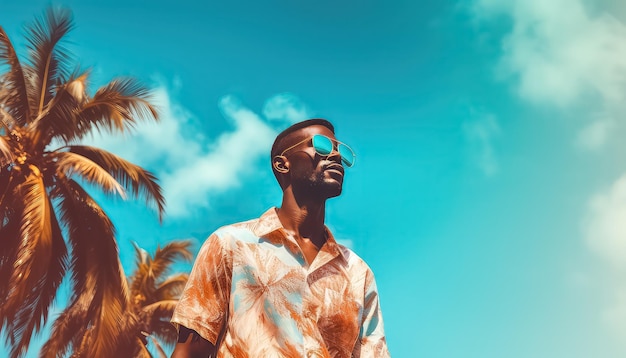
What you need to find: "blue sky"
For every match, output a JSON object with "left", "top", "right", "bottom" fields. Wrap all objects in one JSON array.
[{"left": 3, "top": 0, "right": 626, "bottom": 357}]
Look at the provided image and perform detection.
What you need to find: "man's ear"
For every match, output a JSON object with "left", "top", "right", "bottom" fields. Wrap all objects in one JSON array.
[{"left": 273, "top": 156, "right": 289, "bottom": 173}]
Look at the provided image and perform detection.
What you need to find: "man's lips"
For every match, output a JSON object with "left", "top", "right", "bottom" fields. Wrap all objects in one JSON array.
[{"left": 324, "top": 163, "right": 344, "bottom": 177}]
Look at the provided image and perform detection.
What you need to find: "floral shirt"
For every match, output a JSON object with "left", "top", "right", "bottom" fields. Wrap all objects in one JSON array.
[{"left": 172, "top": 208, "right": 390, "bottom": 358}]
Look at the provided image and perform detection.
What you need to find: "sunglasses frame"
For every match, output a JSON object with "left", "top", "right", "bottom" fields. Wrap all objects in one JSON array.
[{"left": 279, "top": 134, "right": 356, "bottom": 167}]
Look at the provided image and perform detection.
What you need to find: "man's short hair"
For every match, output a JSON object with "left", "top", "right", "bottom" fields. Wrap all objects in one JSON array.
[{"left": 270, "top": 118, "right": 335, "bottom": 186}]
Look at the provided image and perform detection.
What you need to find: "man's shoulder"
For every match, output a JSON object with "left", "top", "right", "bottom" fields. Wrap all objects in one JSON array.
[
  {"left": 212, "top": 208, "right": 279, "bottom": 238},
  {"left": 335, "top": 243, "right": 375, "bottom": 274},
  {"left": 212, "top": 217, "right": 262, "bottom": 243},
  {"left": 217, "top": 217, "right": 260, "bottom": 231}
]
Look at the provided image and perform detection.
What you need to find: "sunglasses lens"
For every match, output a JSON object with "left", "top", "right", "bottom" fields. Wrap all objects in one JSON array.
[
  {"left": 311, "top": 135, "right": 355, "bottom": 167},
  {"left": 312, "top": 135, "right": 333, "bottom": 155},
  {"left": 338, "top": 144, "right": 355, "bottom": 167}
]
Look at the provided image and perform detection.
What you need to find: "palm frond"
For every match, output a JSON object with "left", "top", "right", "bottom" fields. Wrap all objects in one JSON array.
[
  {"left": 23, "top": 7, "right": 74, "bottom": 117},
  {"left": 71, "top": 77, "right": 159, "bottom": 141},
  {"left": 30, "top": 70, "right": 88, "bottom": 149},
  {"left": 87, "top": 276, "right": 130, "bottom": 357},
  {"left": 140, "top": 300, "right": 178, "bottom": 323},
  {"left": 9, "top": 207, "right": 66, "bottom": 358},
  {"left": 129, "top": 242, "right": 151, "bottom": 305},
  {"left": 149, "top": 320, "right": 178, "bottom": 348},
  {"left": 123, "top": 241, "right": 190, "bottom": 354},
  {"left": 153, "top": 273, "right": 189, "bottom": 301},
  {"left": 51, "top": 150, "right": 126, "bottom": 198},
  {"left": 51, "top": 178, "right": 129, "bottom": 357},
  {"left": 0, "top": 167, "right": 15, "bottom": 208},
  {"left": 71, "top": 325, "right": 94, "bottom": 358},
  {"left": 113, "top": 312, "right": 149, "bottom": 357},
  {"left": 65, "top": 70, "right": 88, "bottom": 103},
  {"left": 134, "top": 339, "right": 152, "bottom": 358},
  {"left": 129, "top": 268, "right": 150, "bottom": 306},
  {"left": 40, "top": 297, "right": 90, "bottom": 357},
  {"left": 129, "top": 241, "right": 191, "bottom": 305},
  {"left": 132, "top": 241, "right": 150, "bottom": 268},
  {"left": 3, "top": 168, "right": 53, "bottom": 325},
  {"left": 45, "top": 290, "right": 133, "bottom": 358},
  {"left": 0, "top": 135, "right": 13, "bottom": 165},
  {"left": 0, "top": 106, "right": 17, "bottom": 133},
  {"left": 0, "top": 27, "right": 32, "bottom": 124},
  {"left": 147, "top": 334, "right": 169, "bottom": 358},
  {"left": 150, "top": 240, "right": 193, "bottom": 279},
  {"left": 0, "top": 204, "right": 21, "bottom": 321},
  {"left": 0, "top": 168, "right": 69, "bottom": 357},
  {"left": 65, "top": 145, "right": 165, "bottom": 220}
]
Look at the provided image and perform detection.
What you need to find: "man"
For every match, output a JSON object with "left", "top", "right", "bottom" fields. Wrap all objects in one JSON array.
[{"left": 171, "top": 119, "right": 390, "bottom": 357}]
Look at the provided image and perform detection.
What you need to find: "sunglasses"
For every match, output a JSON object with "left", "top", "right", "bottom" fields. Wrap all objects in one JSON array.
[{"left": 280, "top": 134, "right": 356, "bottom": 167}]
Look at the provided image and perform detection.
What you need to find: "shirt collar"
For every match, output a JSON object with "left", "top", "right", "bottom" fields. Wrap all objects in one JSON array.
[
  {"left": 252, "top": 207, "right": 284, "bottom": 237},
  {"left": 252, "top": 207, "right": 347, "bottom": 262}
]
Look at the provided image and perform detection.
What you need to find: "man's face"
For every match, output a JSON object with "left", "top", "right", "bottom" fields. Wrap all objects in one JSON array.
[{"left": 283, "top": 125, "right": 345, "bottom": 200}]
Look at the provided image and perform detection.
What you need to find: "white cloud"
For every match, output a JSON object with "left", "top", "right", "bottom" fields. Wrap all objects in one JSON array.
[
  {"left": 160, "top": 95, "right": 277, "bottom": 216},
  {"left": 473, "top": 0, "right": 626, "bottom": 107},
  {"left": 603, "top": 287, "right": 626, "bottom": 338},
  {"left": 263, "top": 93, "right": 313, "bottom": 123},
  {"left": 85, "top": 87, "right": 202, "bottom": 170},
  {"left": 585, "top": 174, "right": 626, "bottom": 270},
  {"left": 86, "top": 85, "right": 312, "bottom": 218},
  {"left": 463, "top": 111, "right": 501, "bottom": 176},
  {"left": 583, "top": 173, "right": 626, "bottom": 339},
  {"left": 577, "top": 114, "right": 616, "bottom": 150},
  {"left": 475, "top": 0, "right": 626, "bottom": 339}
]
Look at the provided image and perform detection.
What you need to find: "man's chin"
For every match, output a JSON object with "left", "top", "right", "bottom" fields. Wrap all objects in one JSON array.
[
  {"left": 293, "top": 178, "right": 343, "bottom": 199},
  {"left": 323, "top": 183, "right": 343, "bottom": 199}
]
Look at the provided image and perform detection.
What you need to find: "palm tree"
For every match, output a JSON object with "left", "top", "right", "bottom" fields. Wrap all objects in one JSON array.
[
  {"left": 45, "top": 240, "right": 193, "bottom": 357},
  {"left": 124, "top": 240, "right": 192, "bottom": 357},
  {"left": 0, "top": 7, "right": 165, "bottom": 358}
]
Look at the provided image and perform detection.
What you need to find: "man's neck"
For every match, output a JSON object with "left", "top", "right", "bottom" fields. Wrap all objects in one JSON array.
[{"left": 277, "top": 190, "right": 327, "bottom": 250}]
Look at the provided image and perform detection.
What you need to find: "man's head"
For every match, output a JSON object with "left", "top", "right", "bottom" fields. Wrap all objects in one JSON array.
[{"left": 271, "top": 119, "right": 352, "bottom": 200}]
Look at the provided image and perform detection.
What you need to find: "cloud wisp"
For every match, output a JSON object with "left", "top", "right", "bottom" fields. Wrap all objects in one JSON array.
[
  {"left": 576, "top": 112, "right": 616, "bottom": 151},
  {"left": 263, "top": 93, "right": 313, "bottom": 123},
  {"left": 585, "top": 174, "right": 626, "bottom": 271},
  {"left": 473, "top": 0, "right": 626, "bottom": 148},
  {"left": 584, "top": 173, "right": 626, "bottom": 337},
  {"left": 85, "top": 86, "right": 312, "bottom": 218},
  {"left": 463, "top": 111, "right": 501, "bottom": 176},
  {"left": 474, "top": 0, "right": 626, "bottom": 107}
]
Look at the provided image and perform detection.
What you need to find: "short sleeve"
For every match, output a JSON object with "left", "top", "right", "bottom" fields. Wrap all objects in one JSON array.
[
  {"left": 171, "top": 233, "right": 232, "bottom": 344},
  {"left": 353, "top": 269, "right": 391, "bottom": 358}
]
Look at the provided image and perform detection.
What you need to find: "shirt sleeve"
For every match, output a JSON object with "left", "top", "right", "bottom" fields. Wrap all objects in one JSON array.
[
  {"left": 171, "top": 232, "right": 232, "bottom": 345},
  {"left": 353, "top": 269, "right": 391, "bottom": 358}
]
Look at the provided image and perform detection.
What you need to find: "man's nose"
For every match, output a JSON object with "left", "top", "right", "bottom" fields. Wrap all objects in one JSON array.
[{"left": 327, "top": 147, "right": 342, "bottom": 163}]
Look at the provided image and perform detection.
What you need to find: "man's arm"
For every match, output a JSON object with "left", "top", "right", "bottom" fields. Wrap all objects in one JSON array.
[
  {"left": 171, "top": 326, "right": 217, "bottom": 358},
  {"left": 353, "top": 269, "right": 391, "bottom": 358},
  {"left": 171, "top": 233, "right": 232, "bottom": 357}
]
